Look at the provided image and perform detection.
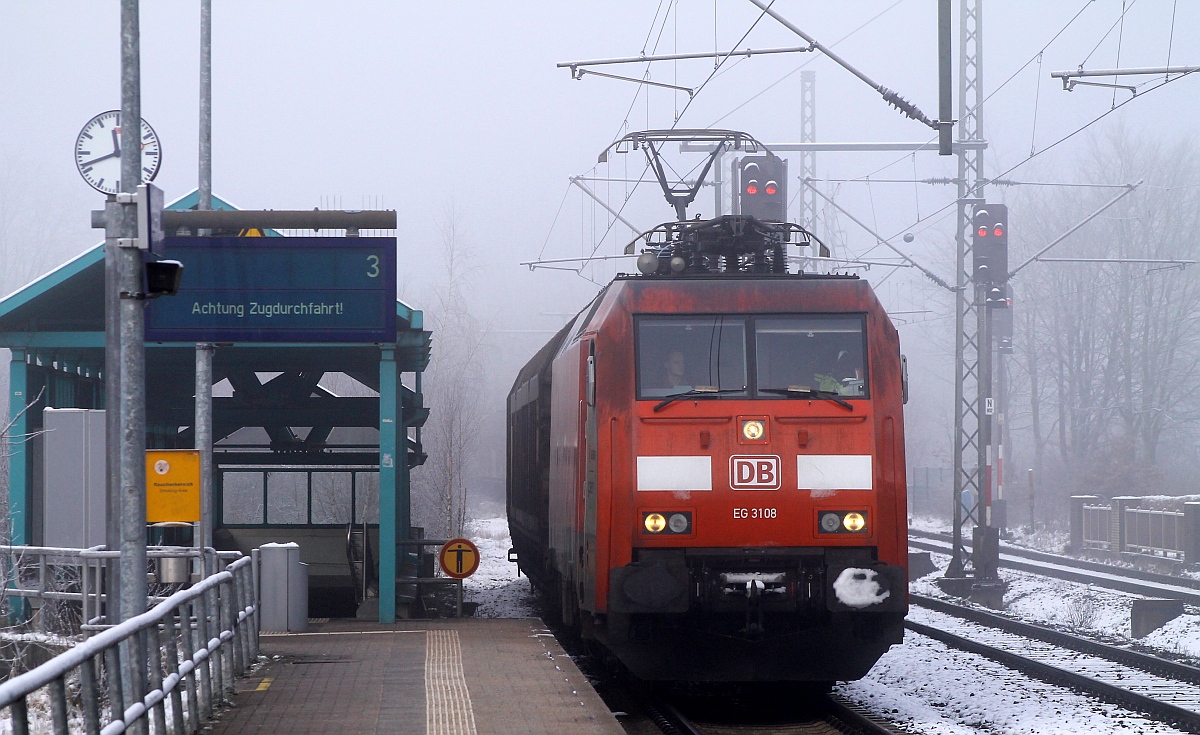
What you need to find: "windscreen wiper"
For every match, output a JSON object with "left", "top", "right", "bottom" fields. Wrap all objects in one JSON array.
[
  {"left": 653, "top": 386, "right": 746, "bottom": 412},
  {"left": 759, "top": 386, "right": 854, "bottom": 411}
]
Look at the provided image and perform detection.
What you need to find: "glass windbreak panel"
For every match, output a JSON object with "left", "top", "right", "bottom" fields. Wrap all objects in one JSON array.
[
  {"left": 311, "top": 472, "right": 352, "bottom": 525},
  {"left": 222, "top": 472, "right": 264, "bottom": 525},
  {"left": 755, "top": 315, "right": 869, "bottom": 397},
  {"left": 637, "top": 316, "right": 748, "bottom": 398},
  {"left": 266, "top": 471, "right": 308, "bottom": 524},
  {"left": 355, "top": 472, "right": 380, "bottom": 524}
]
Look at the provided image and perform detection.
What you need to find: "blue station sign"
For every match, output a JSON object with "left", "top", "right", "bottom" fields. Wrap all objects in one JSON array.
[{"left": 145, "top": 236, "right": 397, "bottom": 343}]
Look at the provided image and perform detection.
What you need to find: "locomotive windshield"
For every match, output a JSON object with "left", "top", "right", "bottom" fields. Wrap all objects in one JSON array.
[
  {"left": 635, "top": 314, "right": 868, "bottom": 400},
  {"left": 636, "top": 316, "right": 748, "bottom": 397},
  {"left": 755, "top": 315, "right": 868, "bottom": 398}
]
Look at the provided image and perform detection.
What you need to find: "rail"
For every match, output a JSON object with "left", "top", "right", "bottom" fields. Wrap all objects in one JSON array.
[
  {"left": 398, "top": 539, "right": 464, "bottom": 617},
  {"left": 906, "top": 611, "right": 1200, "bottom": 732},
  {"left": 911, "top": 593, "right": 1200, "bottom": 684},
  {"left": 0, "top": 554, "right": 258, "bottom": 734},
  {"left": 0, "top": 545, "right": 239, "bottom": 633},
  {"left": 907, "top": 531, "right": 1200, "bottom": 604}
]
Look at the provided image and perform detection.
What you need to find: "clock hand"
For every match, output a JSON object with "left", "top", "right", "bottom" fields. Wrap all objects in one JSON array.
[
  {"left": 111, "top": 128, "right": 121, "bottom": 154},
  {"left": 80, "top": 150, "right": 120, "bottom": 167}
]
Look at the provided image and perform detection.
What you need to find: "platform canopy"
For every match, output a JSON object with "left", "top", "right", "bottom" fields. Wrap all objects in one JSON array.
[{"left": 0, "top": 191, "right": 430, "bottom": 623}]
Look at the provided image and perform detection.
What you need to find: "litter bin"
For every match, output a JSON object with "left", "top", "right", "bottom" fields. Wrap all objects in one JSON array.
[{"left": 259, "top": 542, "right": 308, "bottom": 633}]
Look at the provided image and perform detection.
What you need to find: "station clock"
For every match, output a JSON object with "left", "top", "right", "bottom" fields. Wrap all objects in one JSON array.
[{"left": 74, "top": 110, "right": 161, "bottom": 195}]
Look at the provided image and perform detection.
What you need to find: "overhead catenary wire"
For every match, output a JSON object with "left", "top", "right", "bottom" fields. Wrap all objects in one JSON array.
[
  {"left": 853, "top": 69, "right": 1197, "bottom": 266},
  {"left": 556, "top": 3, "right": 782, "bottom": 275},
  {"left": 800, "top": 178, "right": 954, "bottom": 292},
  {"left": 1007, "top": 181, "right": 1143, "bottom": 279},
  {"left": 745, "top": 0, "right": 938, "bottom": 129},
  {"left": 707, "top": 0, "right": 907, "bottom": 128},
  {"left": 1112, "top": 0, "right": 1129, "bottom": 108},
  {"left": 1079, "top": 0, "right": 1139, "bottom": 69},
  {"left": 843, "top": 0, "right": 1096, "bottom": 184}
]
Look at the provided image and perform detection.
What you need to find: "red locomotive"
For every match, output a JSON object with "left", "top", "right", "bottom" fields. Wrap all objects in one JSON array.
[{"left": 508, "top": 134, "right": 908, "bottom": 682}]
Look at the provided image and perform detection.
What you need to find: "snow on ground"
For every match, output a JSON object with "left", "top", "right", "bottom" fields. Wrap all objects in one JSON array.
[
  {"left": 461, "top": 517, "right": 539, "bottom": 619},
  {"left": 838, "top": 633, "right": 1188, "bottom": 735},
  {"left": 911, "top": 550, "right": 1200, "bottom": 662},
  {"left": 908, "top": 515, "right": 1069, "bottom": 555}
]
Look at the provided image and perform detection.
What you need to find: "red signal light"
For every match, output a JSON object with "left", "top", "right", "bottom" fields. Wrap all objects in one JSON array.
[
  {"left": 993, "top": 225, "right": 1004, "bottom": 237},
  {"left": 977, "top": 226, "right": 988, "bottom": 237},
  {"left": 746, "top": 181, "right": 759, "bottom": 195},
  {"left": 765, "top": 181, "right": 778, "bottom": 196}
]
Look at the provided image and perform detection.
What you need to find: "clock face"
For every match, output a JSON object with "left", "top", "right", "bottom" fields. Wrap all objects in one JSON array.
[{"left": 74, "top": 110, "right": 161, "bottom": 195}]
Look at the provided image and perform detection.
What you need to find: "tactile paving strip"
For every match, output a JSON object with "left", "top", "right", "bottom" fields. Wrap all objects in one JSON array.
[{"left": 426, "top": 629, "right": 478, "bottom": 735}]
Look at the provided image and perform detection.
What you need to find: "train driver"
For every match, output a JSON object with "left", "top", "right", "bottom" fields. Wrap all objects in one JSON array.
[
  {"left": 664, "top": 349, "right": 690, "bottom": 390},
  {"left": 814, "top": 349, "right": 864, "bottom": 395}
]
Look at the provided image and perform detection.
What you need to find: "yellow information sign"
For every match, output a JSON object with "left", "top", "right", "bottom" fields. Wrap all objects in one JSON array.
[
  {"left": 438, "top": 538, "right": 480, "bottom": 579},
  {"left": 146, "top": 450, "right": 201, "bottom": 523}
]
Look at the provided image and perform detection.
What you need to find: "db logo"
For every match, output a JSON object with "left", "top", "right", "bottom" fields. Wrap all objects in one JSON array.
[{"left": 729, "top": 455, "right": 781, "bottom": 490}]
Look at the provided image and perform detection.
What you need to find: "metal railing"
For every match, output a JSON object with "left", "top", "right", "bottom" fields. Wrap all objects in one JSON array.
[
  {"left": 398, "top": 539, "right": 464, "bottom": 617},
  {"left": 0, "top": 554, "right": 257, "bottom": 734},
  {"left": 1081, "top": 504, "right": 1114, "bottom": 550},
  {"left": 0, "top": 545, "right": 235, "bottom": 634},
  {"left": 1124, "top": 507, "right": 1186, "bottom": 560}
]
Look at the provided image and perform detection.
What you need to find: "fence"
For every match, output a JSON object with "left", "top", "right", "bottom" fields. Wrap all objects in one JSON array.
[
  {"left": 0, "top": 545, "right": 234, "bottom": 634},
  {"left": 1071, "top": 495, "right": 1200, "bottom": 563},
  {"left": 1125, "top": 507, "right": 1186, "bottom": 560},
  {"left": 0, "top": 553, "right": 257, "bottom": 734}
]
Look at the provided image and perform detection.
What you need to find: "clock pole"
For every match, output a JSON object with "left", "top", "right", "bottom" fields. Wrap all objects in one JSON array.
[
  {"left": 196, "top": 0, "right": 215, "bottom": 572},
  {"left": 116, "top": 0, "right": 149, "bottom": 725}
]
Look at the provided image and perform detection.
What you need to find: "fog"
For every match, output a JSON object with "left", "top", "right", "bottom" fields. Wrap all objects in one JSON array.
[{"left": 2, "top": 1, "right": 1199, "bottom": 528}]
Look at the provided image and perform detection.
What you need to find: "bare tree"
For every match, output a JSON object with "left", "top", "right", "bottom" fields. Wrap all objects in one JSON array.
[
  {"left": 413, "top": 205, "right": 490, "bottom": 539},
  {"left": 1009, "top": 129, "right": 1200, "bottom": 507}
]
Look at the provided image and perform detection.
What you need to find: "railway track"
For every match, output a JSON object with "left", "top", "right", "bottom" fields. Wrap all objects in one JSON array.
[
  {"left": 907, "top": 602, "right": 1200, "bottom": 733},
  {"left": 642, "top": 692, "right": 901, "bottom": 735},
  {"left": 909, "top": 529, "right": 1200, "bottom": 590},
  {"left": 911, "top": 593, "right": 1200, "bottom": 681},
  {"left": 908, "top": 531, "right": 1200, "bottom": 604}
]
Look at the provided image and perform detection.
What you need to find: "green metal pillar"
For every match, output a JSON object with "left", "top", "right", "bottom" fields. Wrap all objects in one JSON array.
[
  {"left": 8, "top": 350, "right": 27, "bottom": 544},
  {"left": 378, "top": 347, "right": 398, "bottom": 623}
]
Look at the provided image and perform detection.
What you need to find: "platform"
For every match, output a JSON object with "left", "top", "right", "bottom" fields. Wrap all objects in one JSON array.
[{"left": 210, "top": 618, "right": 624, "bottom": 735}]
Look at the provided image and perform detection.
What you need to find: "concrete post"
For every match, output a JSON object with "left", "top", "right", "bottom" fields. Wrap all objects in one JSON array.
[
  {"left": 1185, "top": 503, "right": 1200, "bottom": 564},
  {"left": 1113, "top": 496, "right": 1140, "bottom": 555}
]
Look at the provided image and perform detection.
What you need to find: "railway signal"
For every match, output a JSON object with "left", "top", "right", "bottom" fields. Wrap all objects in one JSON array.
[
  {"left": 738, "top": 154, "right": 788, "bottom": 222},
  {"left": 972, "top": 204, "right": 1008, "bottom": 286}
]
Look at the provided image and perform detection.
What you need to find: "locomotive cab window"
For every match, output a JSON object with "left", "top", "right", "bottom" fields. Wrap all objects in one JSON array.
[
  {"left": 636, "top": 316, "right": 748, "bottom": 398},
  {"left": 755, "top": 315, "right": 868, "bottom": 398}
]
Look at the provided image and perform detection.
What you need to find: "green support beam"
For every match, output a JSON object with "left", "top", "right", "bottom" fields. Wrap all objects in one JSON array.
[
  {"left": 378, "top": 348, "right": 398, "bottom": 623},
  {"left": 8, "top": 351, "right": 27, "bottom": 544}
]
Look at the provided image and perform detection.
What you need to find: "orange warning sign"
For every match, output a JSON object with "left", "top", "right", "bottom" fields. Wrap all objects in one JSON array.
[
  {"left": 145, "top": 450, "right": 201, "bottom": 523},
  {"left": 438, "top": 538, "right": 480, "bottom": 579}
]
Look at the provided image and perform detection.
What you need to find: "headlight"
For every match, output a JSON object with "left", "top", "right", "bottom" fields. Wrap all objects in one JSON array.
[
  {"left": 818, "top": 510, "right": 869, "bottom": 534},
  {"left": 842, "top": 511, "right": 866, "bottom": 532},
  {"left": 644, "top": 513, "right": 667, "bottom": 533},
  {"left": 742, "top": 419, "right": 765, "bottom": 440},
  {"left": 642, "top": 511, "right": 692, "bottom": 534}
]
